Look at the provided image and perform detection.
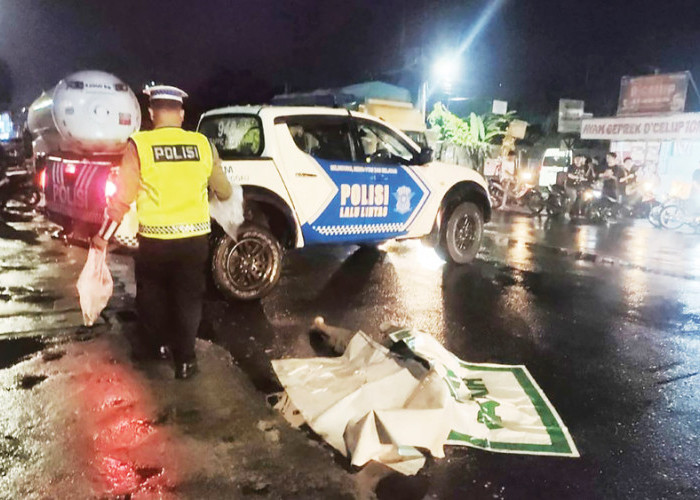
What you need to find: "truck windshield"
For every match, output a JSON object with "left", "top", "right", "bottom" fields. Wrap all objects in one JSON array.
[
  {"left": 542, "top": 151, "right": 571, "bottom": 168},
  {"left": 198, "top": 114, "right": 263, "bottom": 159},
  {"left": 542, "top": 156, "right": 569, "bottom": 168}
]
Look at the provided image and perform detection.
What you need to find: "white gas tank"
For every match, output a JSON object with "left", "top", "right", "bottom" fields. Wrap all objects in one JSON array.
[{"left": 28, "top": 70, "right": 141, "bottom": 155}]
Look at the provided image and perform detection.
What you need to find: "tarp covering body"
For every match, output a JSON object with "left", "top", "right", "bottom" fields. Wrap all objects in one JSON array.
[{"left": 272, "top": 329, "right": 578, "bottom": 475}]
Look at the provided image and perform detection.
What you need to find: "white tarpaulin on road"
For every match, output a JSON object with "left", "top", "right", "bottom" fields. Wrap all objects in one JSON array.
[{"left": 271, "top": 329, "right": 578, "bottom": 475}]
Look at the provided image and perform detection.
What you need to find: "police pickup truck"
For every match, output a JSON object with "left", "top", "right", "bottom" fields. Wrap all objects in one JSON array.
[{"left": 198, "top": 106, "right": 491, "bottom": 300}]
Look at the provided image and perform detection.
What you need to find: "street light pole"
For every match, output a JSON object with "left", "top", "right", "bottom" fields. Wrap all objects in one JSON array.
[{"left": 421, "top": 54, "right": 460, "bottom": 121}]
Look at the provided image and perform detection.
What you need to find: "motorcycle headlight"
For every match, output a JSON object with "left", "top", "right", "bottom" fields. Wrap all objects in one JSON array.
[
  {"left": 519, "top": 171, "right": 533, "bottom": 182},
  {"left": 583, "top": 190, "right": 593, "bottom": 201},
  {"left": 643, "top": 181, "right": 653, "bottom": 192},
  {"left": 593, "top": 190, "right": 602, "bottom": 198}
]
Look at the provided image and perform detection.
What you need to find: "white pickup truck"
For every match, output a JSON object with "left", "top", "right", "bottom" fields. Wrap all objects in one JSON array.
[{"left": 197, "top": 106, "right": 491, "bottom": 300}]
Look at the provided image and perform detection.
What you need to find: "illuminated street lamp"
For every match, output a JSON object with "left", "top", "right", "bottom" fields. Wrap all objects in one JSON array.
[
  {"left": 432, "top": 56, "right": 460, "bottom": 91},
  {"left": 420, "top": 54, "right": 461, "bottom": 119}
]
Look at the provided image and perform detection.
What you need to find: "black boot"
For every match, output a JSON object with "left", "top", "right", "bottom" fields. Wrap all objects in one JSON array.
[
  {"left": 131, "top": 345, "right": 169, "bottom": 363},
  {"left": 174, "top": 360, "right": 198, "bottom": 380},
  {"left": 158, "top": 345, "right": 171, "bottom": 360}
]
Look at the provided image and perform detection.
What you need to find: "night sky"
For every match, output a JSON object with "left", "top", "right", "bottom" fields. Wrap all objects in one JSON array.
[{"left": 1, "top": 0, "right": 699, "bottom": 118}]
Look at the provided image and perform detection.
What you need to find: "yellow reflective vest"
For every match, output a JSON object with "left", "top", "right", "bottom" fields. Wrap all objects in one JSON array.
[{"left": 131, "top": 127, "right": 213, "bottom": 239}]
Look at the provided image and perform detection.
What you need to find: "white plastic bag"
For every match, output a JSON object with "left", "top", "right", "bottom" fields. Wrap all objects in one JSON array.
[
  {"left": 76, "top": 246, "right": 113, "bottom": 326},
  {"left": 209, "top": 183, "right": 244, "bottom": 240}
]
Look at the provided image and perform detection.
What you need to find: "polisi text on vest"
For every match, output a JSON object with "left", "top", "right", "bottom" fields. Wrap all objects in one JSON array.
[{"left": 152, "top": 145, "right": 201, "bottom": 162}]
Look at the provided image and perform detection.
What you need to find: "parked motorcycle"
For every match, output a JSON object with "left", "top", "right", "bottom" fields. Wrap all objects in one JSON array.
[
  {"left": 0, "top": 169, "right": 41, "bottom": 210},
  {"left": 648, "top": 195, "right": 679, "bottom": 228},
  {"left": 580, "top": 181, "right": 626, "bottom": 223},
  {"left": 659, "top": 203, "right": 700, "bottom": 231},
  {"left": 488, "top": 170, "right": 544, "bottom": 215},
  {"left": 542, "top": 184, "right": 570, "bottom": 216}
]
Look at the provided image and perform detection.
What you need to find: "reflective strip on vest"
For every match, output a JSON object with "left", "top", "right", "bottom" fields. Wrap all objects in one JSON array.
[{"left": 139, "top": 221, "right": 211, "bottom": 237}]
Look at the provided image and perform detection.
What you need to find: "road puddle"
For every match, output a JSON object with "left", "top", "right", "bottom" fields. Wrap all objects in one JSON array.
[
  {"left": 0, "top": 336, "right": 43, "bottom": 369},
  {"left": 0, "top": 286, "right": 59, "bottom": 304},
  {"left": 16, "top": 374, "right": 47, "bottom": 389}
]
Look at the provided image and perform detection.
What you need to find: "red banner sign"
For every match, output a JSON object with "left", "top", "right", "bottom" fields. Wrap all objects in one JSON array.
[{"left": 617, "top": 72, "right": 689, "bottom": 116}]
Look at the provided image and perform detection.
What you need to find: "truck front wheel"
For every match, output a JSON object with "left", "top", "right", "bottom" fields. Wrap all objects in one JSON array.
[
  {"left": 211, "top": 225, "right": 282, "bottom": 301},
  {"left": 437, "top": 201, "right": 484, "bottom": 264}
]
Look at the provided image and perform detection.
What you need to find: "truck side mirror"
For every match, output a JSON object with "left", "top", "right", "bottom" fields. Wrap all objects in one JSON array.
[{"left": 416, "top": 146, "right": 433, "bottom": 165}]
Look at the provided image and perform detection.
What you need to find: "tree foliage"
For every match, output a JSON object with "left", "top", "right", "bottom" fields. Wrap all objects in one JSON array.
[{"left": 428, "top": 102, "right": 516, "bottom": 169}]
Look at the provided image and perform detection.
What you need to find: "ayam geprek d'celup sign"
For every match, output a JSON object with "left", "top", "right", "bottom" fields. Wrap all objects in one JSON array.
[
  {"left": 617, "top": 72, "right": 690, "bottom": 116},
  {"left": 580, "top": 112, "right": 700, "bottom": 141}
]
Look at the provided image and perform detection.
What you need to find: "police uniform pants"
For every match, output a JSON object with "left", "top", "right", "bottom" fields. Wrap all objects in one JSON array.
[{"left": 133, "top": 235, "right": 208, "bottom": 364}]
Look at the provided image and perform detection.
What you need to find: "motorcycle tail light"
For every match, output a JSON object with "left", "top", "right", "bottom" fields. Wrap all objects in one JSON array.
[
  {"left": 105, "top": 179, "right": 117, "bottom": 200},
  {"left": 39, "top": 169, "right": 47, "bottom": 190}
]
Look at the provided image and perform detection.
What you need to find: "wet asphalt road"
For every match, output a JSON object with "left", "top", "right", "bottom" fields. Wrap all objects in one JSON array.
[
  {"left": 2, "top": 209, "right": 700, "bottom": 499},
  {"left": 202, "top": 212, "right": 700, "bottom": 499}
]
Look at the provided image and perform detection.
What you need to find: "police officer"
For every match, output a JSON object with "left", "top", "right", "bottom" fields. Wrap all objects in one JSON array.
[{"left": 92, "top": 85, "right": 232, "bottom": 379}]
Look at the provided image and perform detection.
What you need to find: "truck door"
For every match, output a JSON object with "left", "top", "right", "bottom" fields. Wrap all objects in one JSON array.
[
  {"left": 275, "top": 114, "right": 372, "bottom": 244},
  {"left": 349, "top": 118, "right": 430, "bottom": 238}
]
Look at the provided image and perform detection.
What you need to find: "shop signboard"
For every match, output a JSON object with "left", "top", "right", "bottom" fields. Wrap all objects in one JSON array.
[
  {"left": 617, "top": 72, "right": 690, "bottom": 116},
  {"left": 558, "top": 99, "right": 585, "bottom": 133},
  {"left": 581, "top": 112, "right": 700, "bottom": 141},
  {"left": 492, "top": 100, "right": 508, "bottom": 115}
]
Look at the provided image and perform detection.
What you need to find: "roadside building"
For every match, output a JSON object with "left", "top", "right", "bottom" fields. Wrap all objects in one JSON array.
[{"left": 581, "top": 72, "right": 700, "bottom": 195}]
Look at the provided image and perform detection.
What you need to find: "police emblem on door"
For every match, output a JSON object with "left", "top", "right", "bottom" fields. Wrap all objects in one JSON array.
[
  {"left": 394, "top": 186, "right": 414, "bottom": 215},
  {"left": 302, "top": 159, "right": 430, "bottom": 244}
]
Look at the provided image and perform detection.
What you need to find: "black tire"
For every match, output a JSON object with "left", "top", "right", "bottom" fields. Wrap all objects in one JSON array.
[
  {"left": 602, "top": 206, "right": 616, "bottom": 223},
  {"left": 525, "top": 190, "right": 544, "bottom": 214},
  {"left": 615, "top": 204, "right": 631, "bottom": 220},
  {"left": 586, "top": 203, "right": 601, "bottom": 223},
  {"left": 436, "top": 201, "right": 484, "bottom": 264},
  {"left": 211, "top": 225, "right": 282, "bottom": 301},
  {"left": 488, "top": 182, "right": 505, "bottom": 209},
  {"left": 546, "top": 193, "right": 565, "bottom": 216}
]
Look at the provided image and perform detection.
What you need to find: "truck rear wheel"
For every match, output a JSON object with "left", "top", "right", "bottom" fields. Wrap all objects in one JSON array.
[
  {"left": 211, "top": 225, "right": 282, "bottom": 301},
  {"left": 437, "top": 201, "right": 484, "bottom": 264}
]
